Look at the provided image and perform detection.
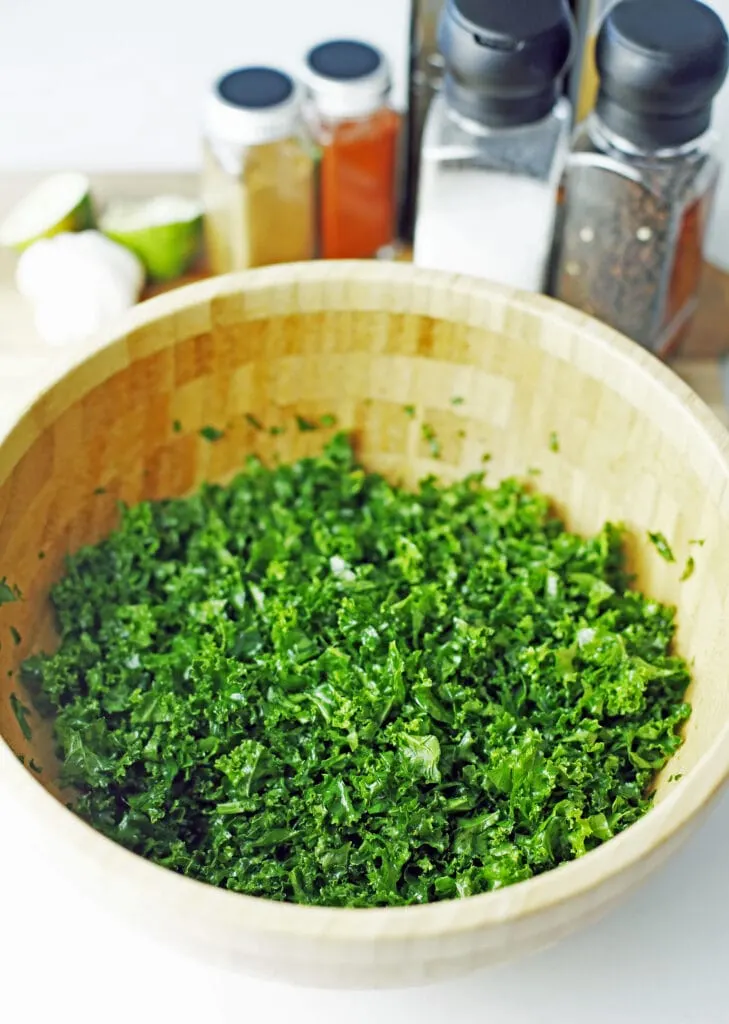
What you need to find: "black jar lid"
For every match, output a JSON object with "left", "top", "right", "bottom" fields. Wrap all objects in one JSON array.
[
  {"left": 217, "top": 67, "right": 295, "bottom": 110},
  {"left": 306, "top": 40, "right": 383, "bottom": 82},
  {"left": 209, "top": 66, "right": 302, "bottom": 145},
  {"left": 304, "top": 40, "right": 391, "bottom": 119},
  {"left": 438, "top": 0, "right": 575, "bottom": 127},
  {"left": 596, "top": 0, "right": 729, "bottom": 150}
]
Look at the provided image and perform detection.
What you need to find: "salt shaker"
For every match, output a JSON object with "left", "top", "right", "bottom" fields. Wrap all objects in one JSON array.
[
  {"left": 413, "top": 0, "right": 575, "bottom": 292},
  {"left": 202, "top": 67, "right": 316, "bottom": 274},
  {"left": 550, "top": 0, "right": 729, "bottom": 356},
  {"left": 303, "top": 40, "right": 401, "bottom": 260}
]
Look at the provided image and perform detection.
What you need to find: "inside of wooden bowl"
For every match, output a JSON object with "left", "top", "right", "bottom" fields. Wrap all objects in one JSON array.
[{"left": 1, "top": 262, "right": 728, "bottom": 819}]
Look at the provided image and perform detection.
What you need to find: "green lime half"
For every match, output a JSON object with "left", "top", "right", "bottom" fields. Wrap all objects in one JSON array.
[
  {"left": 100, "top": 196, "right": 203, "bottom": 282},
  {"left": 0, "top": 172, "right": 94, "bottom": 251}
]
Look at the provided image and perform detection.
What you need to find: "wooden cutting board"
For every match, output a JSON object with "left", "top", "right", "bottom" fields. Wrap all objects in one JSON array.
[{"left": 1, "top": 171, "right": 727, "bottom": 434}]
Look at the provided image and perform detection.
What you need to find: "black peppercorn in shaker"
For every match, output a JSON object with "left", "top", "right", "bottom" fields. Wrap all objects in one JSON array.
[{"left": 549, "top": 0, "right": 729, "bottom": 356}]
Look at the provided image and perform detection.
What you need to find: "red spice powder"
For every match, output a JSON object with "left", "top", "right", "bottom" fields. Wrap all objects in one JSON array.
[{"left": 319, "top": 108, "right": 401, "bottom": 260}]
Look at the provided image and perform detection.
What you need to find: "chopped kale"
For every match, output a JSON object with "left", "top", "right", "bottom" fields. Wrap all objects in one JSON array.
[
  {"left": 24, "top": 435, "right": 691, "bottom": 908},
  {"left": 421, "top": 423, "right": 441, "bottom": 459},
  {"left": 648, "top": 532, "right": 675, "bottom": 563},
  {"left": 200, "top": 426, "right": 225, "bottom": 443},
  {"left": 10, "top": 692, "right": 32, "bottom": 741},
  {"left": 680, "top": 557, "right": 695, "bottom": 582},
  {"left": 0, "top": 578, "right": 18, "bottom": 606}
]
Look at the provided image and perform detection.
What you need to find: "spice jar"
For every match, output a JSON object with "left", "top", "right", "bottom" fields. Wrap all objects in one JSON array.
[
  {"left": 303, "top": 40, "right": 401, "bottom": 260},
  {"left": 413, "top": 0, "right": 575, "bottom": 292},
  {"left": 550, "top": 0, "right": 729, "bottom": 356},
  {"left": 202, "top": 67, "right": 315, "bottom": 274}
]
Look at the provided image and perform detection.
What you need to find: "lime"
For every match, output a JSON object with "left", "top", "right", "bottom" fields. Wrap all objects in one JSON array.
[
  {"left": 0, "top": 172, "right": 94, "bottom": 251},
  {"left": 100, "top": 195, "right": 203, "bottom": 281}
]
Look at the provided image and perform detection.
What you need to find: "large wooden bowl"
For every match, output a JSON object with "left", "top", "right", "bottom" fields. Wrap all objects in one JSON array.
[{"left": 1, "top": 261, "right": 729, "bottom": 989}]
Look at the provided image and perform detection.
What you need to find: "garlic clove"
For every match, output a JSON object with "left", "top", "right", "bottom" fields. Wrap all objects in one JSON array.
[{"left": 15, "top": 230, "right": 145, "bottom": 346}]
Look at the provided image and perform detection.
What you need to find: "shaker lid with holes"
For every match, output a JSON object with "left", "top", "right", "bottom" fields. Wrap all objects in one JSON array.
[
  {"left": 596, "top": 0, "right": 729, "bottom": 149},
  {"left": 437, "top": 0, "right": 575, "bottom": 127},
  {"left": 207, "top": 67, "right": 303, "bottom": 146}
]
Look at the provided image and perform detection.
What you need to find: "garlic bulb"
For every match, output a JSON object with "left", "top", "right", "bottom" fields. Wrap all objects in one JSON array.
[{"left": 16, "top": 230, "right": 144, "bottom": 347}]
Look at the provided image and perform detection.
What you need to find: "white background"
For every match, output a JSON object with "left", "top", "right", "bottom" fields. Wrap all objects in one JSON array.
[
  {"left": 0, "top": 0, "right": 411, "bottom": 171},
  {"left": 1, "top": 1, "right": 728, "bottom": 1019},
  {"left": 2, "top": 0, "right": 729, "bottom": 266},
  {"left": 2, "top": 778, "right": 729, "bottom": 1023}
]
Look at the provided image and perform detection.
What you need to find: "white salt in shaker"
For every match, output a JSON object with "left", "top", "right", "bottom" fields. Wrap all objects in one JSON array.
[{"left": 414, "top": 0, "right": 575, "bottom": 293}]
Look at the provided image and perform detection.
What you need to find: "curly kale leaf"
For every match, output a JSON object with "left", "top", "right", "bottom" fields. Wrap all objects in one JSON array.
[{"left": 23, "top": 434, "right": 691, "bottom": 907}]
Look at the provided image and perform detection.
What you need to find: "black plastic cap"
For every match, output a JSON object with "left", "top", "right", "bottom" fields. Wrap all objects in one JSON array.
[
  {"left": 217, "top": 67, "right": 294, "bottom": 110},
  {"left": 306, "top": 40, "right": 383, "bottom": 82},
  {"left": 438, "top": 0, "right": 575, "bottom": 126},
  {"left": 596, "top": 0, "right": 729, "bottom": 149}
]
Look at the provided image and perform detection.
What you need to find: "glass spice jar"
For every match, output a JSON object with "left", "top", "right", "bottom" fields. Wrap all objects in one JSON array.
[
  {"left": 550, "top": 0, "right": 729, "bottom": 357},
  {"left": 302, "top": 40, "right": 401, "bottom": 260},
  {"left": 413, "top": 0, "right": 575, "bottom": 292},
  {"left": 202, "top": 67, "right": 316, "bottom": 274}
]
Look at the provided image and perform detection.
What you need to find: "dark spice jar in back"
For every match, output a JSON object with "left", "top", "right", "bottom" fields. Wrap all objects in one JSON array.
[{"left": 549, "top": 0, "right": 729, "bottom": 356}]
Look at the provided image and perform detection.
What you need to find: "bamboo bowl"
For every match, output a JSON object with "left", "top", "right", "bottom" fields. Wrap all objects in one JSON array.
[{"left": 1, "top": 261, "right": 729, "bottom": 989}]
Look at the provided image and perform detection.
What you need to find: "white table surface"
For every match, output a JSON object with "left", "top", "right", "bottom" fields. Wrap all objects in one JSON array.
[
  {"left": 1, "top": 175, "right": 728, "bottom": 1024},
  {"left": 2, "top": 785, "right": 728, "bottom": 1023}
]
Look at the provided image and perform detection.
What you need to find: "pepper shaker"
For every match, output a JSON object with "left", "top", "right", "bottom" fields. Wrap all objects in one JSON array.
[
  {"left": 572, "top": 0, "right": 616, "bottom": 123},
  {"left": 550, "top": 0, "right": 729, "bottom": 356}
]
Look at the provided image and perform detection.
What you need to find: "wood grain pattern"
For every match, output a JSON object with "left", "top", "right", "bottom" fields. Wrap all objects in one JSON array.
[
  {"left": 0, "top": 170, "right": 727, "bottom": 425},
  {"left": 682, "top": 262, "right": 729, "bottom": 359},
  {"left": 1, "top": 261, "right": 729, "bottom": 989}
]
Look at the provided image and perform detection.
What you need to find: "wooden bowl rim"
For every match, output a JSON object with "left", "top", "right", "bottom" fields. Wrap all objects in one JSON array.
[{"left": 2, "top": 260, "right": 729, "bottom": 943}]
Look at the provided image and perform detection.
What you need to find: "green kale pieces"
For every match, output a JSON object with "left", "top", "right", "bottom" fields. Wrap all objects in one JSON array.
[{"left": 22, "top": 434, "right": 690, "bottom": 907}]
